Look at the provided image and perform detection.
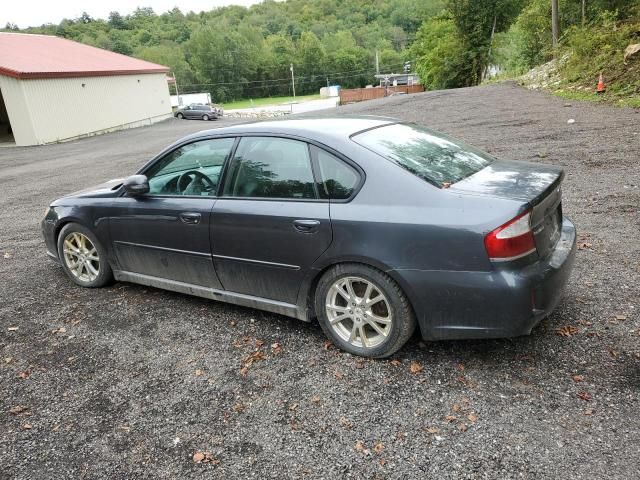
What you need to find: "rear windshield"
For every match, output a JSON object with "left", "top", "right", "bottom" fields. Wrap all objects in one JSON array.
[{"left": 352, "top": 123, "right": 494, "bottom": 187}]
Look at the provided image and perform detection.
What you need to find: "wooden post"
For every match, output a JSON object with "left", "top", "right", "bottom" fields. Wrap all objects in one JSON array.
[{"left": 551, "top": 0, "right": 560, "bottom": 50}]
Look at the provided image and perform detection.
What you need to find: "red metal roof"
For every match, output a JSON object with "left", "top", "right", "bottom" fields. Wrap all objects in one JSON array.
[{"left": 0, "top": 33, "right": 170, "bottom": 80}]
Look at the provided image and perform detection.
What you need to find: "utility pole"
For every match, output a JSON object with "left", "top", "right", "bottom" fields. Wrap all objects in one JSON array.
[
  {"left": 551, "top": 0, "right": 560, "bottom": 51},
  {"left": 172, "top": 71, "right": 181, "bottom": 106},
  {"left": 290, "top": 64, "right": 296, "bottom": 99},
  {"left": 375, "top": 50, "right": 379, "bottom": 74},
  {"left": 582, "top": 0, "right": 586, "bottom": 26}
]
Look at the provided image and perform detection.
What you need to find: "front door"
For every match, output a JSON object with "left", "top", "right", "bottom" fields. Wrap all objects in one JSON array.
[
  {"left": 211, "top": 136, "right": 332, "bottom": 304},
  {"left": 109, "top": 137, "right": 236, "bottom": 288}
]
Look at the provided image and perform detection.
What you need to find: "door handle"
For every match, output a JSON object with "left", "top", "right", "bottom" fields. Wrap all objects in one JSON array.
[
  {"left": 293, "top": 219, "right": 320, "bottom": 233},
  {"left": 179, "top": 212, "right": 201, "bottom": 225}
]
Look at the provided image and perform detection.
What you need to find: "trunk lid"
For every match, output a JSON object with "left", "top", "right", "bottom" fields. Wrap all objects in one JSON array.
[{"left": 450, "top": 160, "right": 564, "bottom": 259}]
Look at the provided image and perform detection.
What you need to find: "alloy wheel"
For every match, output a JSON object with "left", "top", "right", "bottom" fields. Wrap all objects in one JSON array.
[
  {"left": 62, "top": 232, "right": 100, "bottom": 283},
  {"left": 325, "top": 276, "right": 392, "bottom": 348}
]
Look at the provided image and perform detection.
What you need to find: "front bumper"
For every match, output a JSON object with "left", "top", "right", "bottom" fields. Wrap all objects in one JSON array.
[{"left": 395, "top": 218, "right": 577, "bottom": 340}]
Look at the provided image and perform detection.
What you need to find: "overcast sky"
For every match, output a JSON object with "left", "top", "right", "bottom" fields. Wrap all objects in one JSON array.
[{"left": 2, "top": 0, "right": 263, "bottom": 29}]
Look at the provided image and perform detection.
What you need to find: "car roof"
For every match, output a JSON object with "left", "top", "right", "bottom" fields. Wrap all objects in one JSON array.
[{"left": 182, "top": 115, "right": 399, "bottom": 144}]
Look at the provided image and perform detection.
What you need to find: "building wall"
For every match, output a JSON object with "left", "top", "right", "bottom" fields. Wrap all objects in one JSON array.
[
  {"left": 0, "top": 75, "right": 36, "bottom": 145},
  {"left": 0, "top": 72, "right": 172, "bottom": 146}
]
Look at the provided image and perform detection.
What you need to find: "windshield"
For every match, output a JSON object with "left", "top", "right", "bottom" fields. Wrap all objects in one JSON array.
[{"left": 353, "top": 123, "right": 494, "bottom": 187}]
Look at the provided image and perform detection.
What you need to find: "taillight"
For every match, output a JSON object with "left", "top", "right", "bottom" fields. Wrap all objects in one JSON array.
[{"left": 484, "top": 210, "right": 536, "bottom": 261}]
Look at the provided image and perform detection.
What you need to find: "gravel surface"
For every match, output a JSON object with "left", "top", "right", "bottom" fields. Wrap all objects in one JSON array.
[{"left": 1, "top": 83, "right": 638, "bottom": 479}]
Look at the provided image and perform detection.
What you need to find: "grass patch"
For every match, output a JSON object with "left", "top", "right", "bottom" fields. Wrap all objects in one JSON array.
[
  {"left": 552, "top": 89, "right": 640, "bottom": 108},
  {"left": 223, "top": 94, "right": 322, "bottom": 110}
]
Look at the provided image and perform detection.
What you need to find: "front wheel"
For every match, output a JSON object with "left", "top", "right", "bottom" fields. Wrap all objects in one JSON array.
[
  {"left": 176, "top": 113, "right": 184, "bottom": 119},
  {"left": 202, "top": 114, "right": 210, "bottom": 121},
  {"left": 57, "top": 223, "right": 113, "bottom": 288},
  {"left": 315, "top": 263, "right": 416, "bottom": 358}
]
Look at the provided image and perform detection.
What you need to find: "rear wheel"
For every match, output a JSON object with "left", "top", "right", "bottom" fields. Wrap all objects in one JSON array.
[
  {"left": 57, "top": 223, "right": 113, "bottom": 288},
  {"left": 176, "top": 113, "right": 184, "bottom": 119},
  {"left": 315, "top": 263, "right": 415, "bottom": 358}
]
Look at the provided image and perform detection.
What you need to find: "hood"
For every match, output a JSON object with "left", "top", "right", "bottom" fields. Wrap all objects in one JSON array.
[{"left": 62, "top": 178, "right": 124, "bottom": 199}]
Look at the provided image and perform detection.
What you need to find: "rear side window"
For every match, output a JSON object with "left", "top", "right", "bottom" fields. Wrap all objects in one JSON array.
[
  {"left": 311, "top": 146, "right": 360, "bottom": 200},
  {"left": 352, "top": 123, "right": 494, "bottom": 187},
  {"left": 223, "top": 137, "right": 316, "bottom": 199}
]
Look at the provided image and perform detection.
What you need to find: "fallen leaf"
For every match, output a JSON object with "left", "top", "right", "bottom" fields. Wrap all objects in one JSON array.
[
  {"left": 467, "top": 413, "right": 478, "bottom": 423},
  {"left": 21, "top": 423, "right": 32, "bottom": 430},
  {"left": 556, "top": 325, "right": 579, "bottom": 337},
  {"left": 7, "top": 326, "right": 18, "bottom": 332},
  {"left": 572, "top": 374, "right": 584, "bottom": 383},
  {"left": 354, "top": 360, "right": 365, "bottom": 369},
  {"left": 289, "top": 403, "right": 298, "bottom": 411},
  {"left": 379, "top": 458, "right": 387, "bottom": 466},
  {"left": 339, "top": 416, "right": 353, "bottom": 429},
  {"left": 52, "top": 327, "right": 66, "bottom": 334},
  {"left": 452, "top": 404, "right": 461, "bottom": 412},
  {"left": 354, "top": 440, "right": 369, "bottom": 454},
  {"left": 3, "top": 252, "right": 12, "bottom": 259},
  {"left": 609, "top": 349, "right": 619, "bottom": 358},
  {"left": 239, "top": 349, "right": 267, "bottom": 376},
  {"left": 334, "top": 370, "right": 344, "bottom": 380},
  {"left": 577, "top": 391, "right": 592, "bottom": 401},
  {"left": 442, "top": 182, "right": 451, "bottom": 188},
  {"left": 232, "top": 403, "right": 246, "bottom": 413},
  {"left": 271, "top": 343, "right": 282, "bottom": 355},
  {"left": 192, "top": 451, "right": 218, "bottom": 464},
  {"left": 425, "top": 427, "right": 440, "bottom": 434},
  {"left": 409, "top": 361, "right": 423, "bottom": 374},
  {"left": 18, "top": 369, "right": 31, "bottom": 379},
  {"left": 311, "top": 395, "right": 321, "bottom": 404},
  {"left": 323, "top": 340, "right": 334, "bottom": 350},
  {"left": 4, "top": 357, "right": 13, "bottom": 364},
  {"left": 457, "top": 423, "right": 468, "bottom": 432},
  {"left": 194, "top": 369, "right": 204, "bottom": 377},
  {"left": 9, "top": 405, "right": 28, "bottom": 415},
  {"left": 577, "top": 242, "right": 592, "bottom": 250},
  {"left": 373, "top": 441, "right": 384, "bottom": 454},
  {"left": 445, "top": 415, "right": 457, "bottom": 423},
  {"left": 615, "top": 314, "right": 627, "bottom": 321},
  {"left": 584, "top": 408, "right": 594, "bottom": 416},
  {"left": 456, "top": 363, "right": 465, "bottom": 371},
  {"left": 389, "top": 359, "right": 402, "bottom": 367},
  {"left": 255, "top": 339, "right": 264, "bottom": 348}
]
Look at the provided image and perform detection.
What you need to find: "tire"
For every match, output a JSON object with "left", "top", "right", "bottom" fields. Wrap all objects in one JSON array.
[
  {"left": 314, "top": 263, "right": 416, "bottom": 358},
  {"left": 57, "top": 223, "right": 113, "bottom": 288},
  {"left": 176, "top": 113, "right": 184, "bottom": 119},
  {"left": 202, "top": 114, "right": 210, "bottom": 121}
]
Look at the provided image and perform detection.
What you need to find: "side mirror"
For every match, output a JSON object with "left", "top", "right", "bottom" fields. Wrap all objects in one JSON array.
[{"left": 123, "top": 175, "right": 149, "bottom": 196}]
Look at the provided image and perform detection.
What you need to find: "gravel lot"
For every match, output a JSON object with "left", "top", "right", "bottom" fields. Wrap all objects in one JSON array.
[{"left": 1, "top": 83, "right": 638, "bottom": 479}]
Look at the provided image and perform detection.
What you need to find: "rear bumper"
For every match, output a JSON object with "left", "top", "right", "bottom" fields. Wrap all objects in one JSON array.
[{"left": 395, "top": 218, "right": 577, "bottom": 340}]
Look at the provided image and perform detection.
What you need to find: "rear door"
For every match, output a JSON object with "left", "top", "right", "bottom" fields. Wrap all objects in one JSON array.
[{"left": 211, "top": 136, "right": 331, "bottom": 304}]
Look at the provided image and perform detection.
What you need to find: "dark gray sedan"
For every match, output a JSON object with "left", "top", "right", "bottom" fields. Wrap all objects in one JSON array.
[{"left": 41, "top": 117, "right": 576, "bottom": 357}]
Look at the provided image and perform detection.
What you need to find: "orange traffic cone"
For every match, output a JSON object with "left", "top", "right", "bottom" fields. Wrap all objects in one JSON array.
[{"left": 596, "top": 73, "right": 606, "bottom": 94}]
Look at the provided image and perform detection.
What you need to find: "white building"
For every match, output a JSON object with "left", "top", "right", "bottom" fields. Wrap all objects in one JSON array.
[{"left": 0, "top": 33, "right": 172, "bottom": 146}]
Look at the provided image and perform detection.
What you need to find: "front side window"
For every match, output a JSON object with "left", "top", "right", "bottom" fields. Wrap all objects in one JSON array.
[
  {"left": 223, "top": 137, "right": 316, "bottom": 199},
  {"left": 352, "top": 123, "right": 494, "bottom": 187},
  {"left": 311, "top": 146, "right": 360, "bottom": 200},
  {"left": 146, "top": 138, "right": 235, "bottom": 196}
]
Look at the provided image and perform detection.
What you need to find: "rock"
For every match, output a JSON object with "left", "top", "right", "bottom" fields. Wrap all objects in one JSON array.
[{"left": 624, "top": 44, "right": 640, "bottom": 63}]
